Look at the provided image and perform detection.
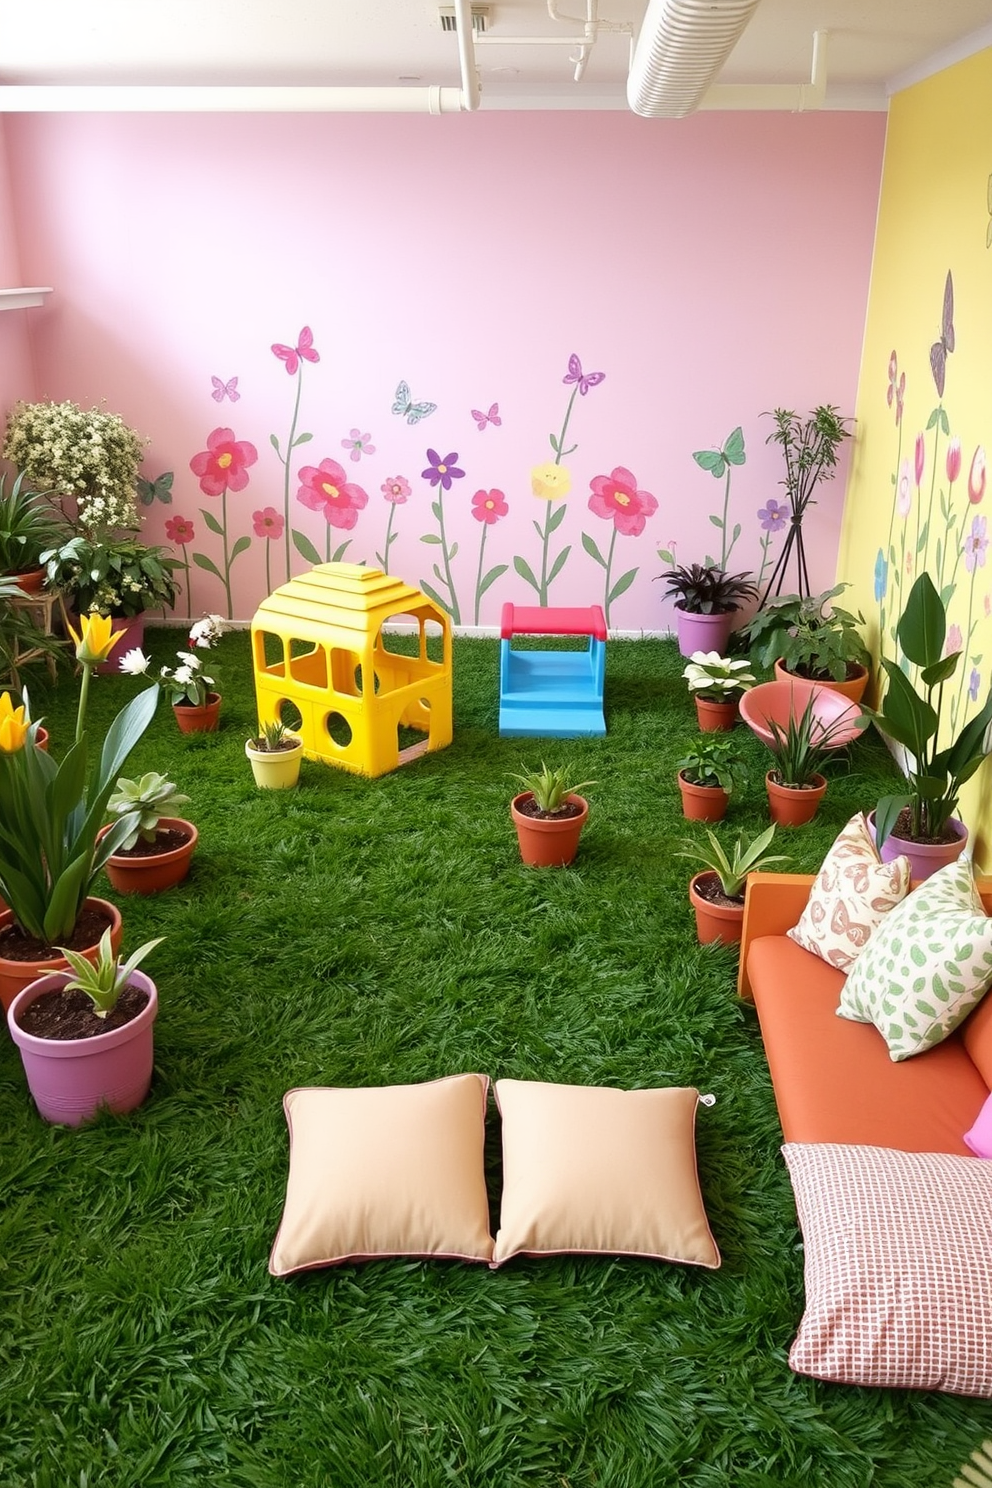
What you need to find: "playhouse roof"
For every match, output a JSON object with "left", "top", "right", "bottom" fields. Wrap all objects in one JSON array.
[{"left": 251, "top": 563, "right": 449, "bottom": 639}]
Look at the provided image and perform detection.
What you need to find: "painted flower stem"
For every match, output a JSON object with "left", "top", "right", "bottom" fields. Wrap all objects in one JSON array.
[
  {"left": 436, "top": 491, "right": 461, "bottom": 626},
  {"left": 281, "top": 371, "right": 303, "bottom": 584},
  {"left": 220, "top": 488, "right": 234, "bottom": 619},
  {"left": 602, "top": 526, "right": 618, "bottom": 626},
  {"left": 474, "top": 524, "right": 490, "bottom": 626},
  {"left": 382, "top": 505, "right": 397, "bottom": 575}
]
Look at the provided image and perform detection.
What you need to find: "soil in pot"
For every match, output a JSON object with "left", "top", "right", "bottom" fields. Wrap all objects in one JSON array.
[
  {"left": 691, "top": 874, "right": 744, "bottom": 912},
  {"left": 16, "top": 984, "right": 149, "bottom": 1041},
  {"left": 0, "top": 904, "right": 116, "bottom": 964},
  {"left": 513, "top": 797, "right": 585, "bottom": 822},
  {"left": 111, "top": 825, "right": 192, "bottom": 858},
  {"left": 885, "top": 806, "right": 963, "bottom": 847}
]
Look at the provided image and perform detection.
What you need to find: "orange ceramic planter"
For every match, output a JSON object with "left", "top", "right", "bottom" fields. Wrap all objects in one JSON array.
[
  {"left": 765, "top": 770, "right": 827, "bottom": 827},
  {"left": 511, "top": 793, "right": 588, "bottom": 867},
  {"left": 677, "top": 772, "right": 729, "bottom": 823},
  {"left": 173, "top": 692, "right": 222, "bottom": 734},
  {"left": 773, "top": 658, "right": 869, "bottom": 706},
  {"left": 0, "top": 897, "right": 123, "bottom": 1014},
  {"left": 102, "top": 818, "right": 198, "bottom": 895},
  {"left": 694, "top": 697, "right": 738, "bottom": 732},
  {"left": 688, "top": 872, "right": 744, "bottom": 945}
]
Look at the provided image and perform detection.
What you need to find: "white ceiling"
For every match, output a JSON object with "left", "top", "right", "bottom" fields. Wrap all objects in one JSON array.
[{"left": 0, "top": 0, "right": 991, "bottom": 110}]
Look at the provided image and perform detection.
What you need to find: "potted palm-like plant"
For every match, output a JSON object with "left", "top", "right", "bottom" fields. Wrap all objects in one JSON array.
[
  {"left": 682, "top": 650, "right": 756, "bottom": 731},
  {"left": 676, "top": 735, "right": 747, "bottom": 823},
  {"left": 246, "top": 719, "right": 304, "bottom": 790},
  {"left": 7, "top": 927, "right": 163, "bottom": 1126},
  {"left": 102, "top": 773, "right": 196, "bottom": 894},
  {"left": 763, "top": 692, "right": 865, "bottom": 827},
  {"left": 869, "top": 573, "right": 992, "bottom": 879},
  {"left": 656, "top": 563, "right": 758, "bottom": 658},
  {"left": 510, "top": 762, "right": 595, "bottom": 867},
  {"left": 678, "top": 825, "right": 789, "bottom": 945},
  {"left": 0, "top": 468, "right": 65, "bottom": 591},
  {"left": 741, "top": 584, "right": 870, "bottom": 702}
]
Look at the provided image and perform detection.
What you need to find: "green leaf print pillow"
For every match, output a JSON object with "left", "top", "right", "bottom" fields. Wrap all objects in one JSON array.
[{"left": 838, "top": 857, "right": 992, "bottom": 1061}]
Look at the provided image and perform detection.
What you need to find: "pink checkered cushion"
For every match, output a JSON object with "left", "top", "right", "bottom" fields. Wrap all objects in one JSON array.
[{"left": 783, "top": 1142, "right": 992, "bottom": 1397}]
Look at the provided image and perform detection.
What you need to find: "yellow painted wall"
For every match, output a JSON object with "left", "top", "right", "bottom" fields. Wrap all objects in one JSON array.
[{"left": 837, "top": 47, "right": 992, "bottom": 863}]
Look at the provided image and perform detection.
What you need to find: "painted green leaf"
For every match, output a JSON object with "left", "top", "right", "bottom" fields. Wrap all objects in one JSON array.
[
  {"left": 608, "top": 568, "right": 638, "bottom": 605},
  {"left": 547, "top": 544, "right": 572, "bottom": 586},
  {"left": 230, "top": 536, "right": 251, "bottom": 562},
  {"left": 548, "top": 503, "right": 568, "bottom": 534},
  {"left": 420, "top": 533, "right": 443, "bottom": 545},
  {"left": 419, "top": 579, "right": 451, "bottom": 616},
  {"left": 448, "top": 543, "right": 459, "bottom": 562},
  {"left": 478, "top": 564, "right": 507, "bottom": 598},
  {"left": 330, "top": 541, "right": 351, "bottom": 563},
  {"left": 292, "top": 529, "right": 321, "bottom": 565},
  {"left": 513, "top": 556, "right": 540, "bottom": 593},
  {"left": 708, "top": 515, "right": 723, "bottom": 529},
  {"left": 582, "top": 532, "right": 607, "bottom": 569},
  {"left": 657, "top": 548, "right": 675, "bottom": 565},
  {"left": 191, "top": 553, "right": 223, "bottom": 579},
  {"left": 431, "top": 501, "right": 442, "bottom": 523},
  {"left": 532, "top": 520, "right": 544, "bottom": 542},
  {"left": 292, "top": 432, "right": 313, "bottom": 447},
  {"left": 200, "top": 508, "right": 224, "bottom": 537}
]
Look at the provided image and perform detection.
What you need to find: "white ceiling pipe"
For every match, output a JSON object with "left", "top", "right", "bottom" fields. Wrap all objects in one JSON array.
[
  {"left": 627, "top": 0, "right": 763, "bottom": 119},
  {"left": 701, "top": 30, "right": 827, "bottom": 111}
]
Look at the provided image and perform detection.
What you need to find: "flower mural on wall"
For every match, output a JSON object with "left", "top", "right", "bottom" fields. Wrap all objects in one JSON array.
[
  {"left": 515, "top": 353, "right": 605, "bottom": 608},
  {"left": 270, "top": 325, "right": 320, "bottom": 582},
  {"left": 583, "top": 466, "right": 657, "bottom": 625},
  {"left": 189, "top": 426, "right": 258, "bottom": 618},
  {"left": 341, "top": 429, "right": 374, "bottom": 462},
  {"left": 252, "top": 506, "right": 284, "bottom": 596},
  {"left": 470, "top": 488, "right": 509, "bottom": 625},
  {"left": 756, "top": 496, "right": 788, "bottom": 592},
  {"left": 377, "top": 475, "right": 410, "bottom": 574},
  {"left": 693, "top": 426, "right": 746, "bottom": 570},
  {"left": 165, "top": 515, "right": 195, "bottom": 619},
  {"left": 419, "top": 449, "right": 466, "bottom": 623},
  {"left": 297, "top": 457, "right": 368, "bottom": 562}
]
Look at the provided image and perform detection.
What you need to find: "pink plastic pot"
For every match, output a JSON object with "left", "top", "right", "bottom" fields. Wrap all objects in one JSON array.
[
  {"left": 7, "top": 970, "right": 158, "bottom": 1126},
  {"left": 675, "top": 609, "right": 735, "bottom": 659},
  {"left": 867, "top": 811, "right": 968, "bottom": 882},
  {"left": 739, "top": 679, "right": 863, "bottom": 750}
]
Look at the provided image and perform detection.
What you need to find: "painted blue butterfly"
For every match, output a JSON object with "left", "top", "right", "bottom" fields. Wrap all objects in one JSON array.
[
  {"left": 392, "top": 380, "right": 437, "bottom": 425},
  {"left": 930, "top": 270, "right": 955, "bottom": 399}
]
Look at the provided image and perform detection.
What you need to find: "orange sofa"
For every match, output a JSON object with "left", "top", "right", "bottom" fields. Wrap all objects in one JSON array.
[{"left": 738, "top": 873, "right": 992, "bottom": 1155}]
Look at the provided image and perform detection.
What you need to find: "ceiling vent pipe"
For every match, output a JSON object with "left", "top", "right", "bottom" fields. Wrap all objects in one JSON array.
[{"left": 627, "top": 0, "right": 763, "bottom": 118}]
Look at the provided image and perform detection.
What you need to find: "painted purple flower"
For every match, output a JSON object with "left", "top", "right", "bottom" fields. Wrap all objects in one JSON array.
[
  {"left": 896, "top": 460, "right": 912, "bottom": 519},
  {"left": 965, "top": 516, "right": 989, "bottom": 574},
  {"left": 342, "top": 428, "right": 375, "bottom": 463},
  {"left": 970, "top": 667, "right": 982, "bottom": 703},
  {"left": 757, "top": 499, "right": 788, "bottom": 533},
  {"left": 422, "top": 449, "right": 464, "bottom": 491}
]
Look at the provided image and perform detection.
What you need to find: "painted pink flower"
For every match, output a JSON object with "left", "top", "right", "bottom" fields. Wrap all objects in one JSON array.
[
  {"left": 253, "top": 507, "right": 284, "bottom": 539},
  {"left": 946, "top": 623, "right": 963, "bottom": 656},
  {"left": 896, "top": 460, "right": 912, "bottom": 519},
  {"left": 914, "top": 432, "right": 926, "bottom": 487},
  {"left": 297, "top": 458, "right": 368, "bottom": 530},
  {"left": 381, "top": 476, "right": 411, "bottom": 504},
  {"left": 947, "top": 437, "right": 962, "bottom": 486},
  {"left": 587, "top": 466, "right": 657, "bottom": 536},
  {"left": 165, "top": 515, "right": 195, "bottom": 545},
  {"left": 969, "top": 446, "right": 987, "bottom": 505},
  {"left": 342, "top": 428, "right": 375, "bottom": 462},
  {"left": 190, "top": 427, "right": 258, "bottom": 497},
  {"left": 964, "top": 515, "right": 989, "bottom": 574},
  {"left": 471, "top": 488, "right": 508, "bottom": 525}
]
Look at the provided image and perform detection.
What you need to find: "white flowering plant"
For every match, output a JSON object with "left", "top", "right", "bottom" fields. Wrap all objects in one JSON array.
[
  {"left": 682, "top": 651, "right": 756, "bottom": 702},
  {"left": 121, "top": 614, "right": 225, "bottom": 707},
  {"left": 3, "top": 400, "right": 147, "bottom": 532}
]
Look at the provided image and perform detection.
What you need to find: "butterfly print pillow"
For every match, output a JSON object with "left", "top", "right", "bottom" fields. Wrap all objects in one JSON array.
[{"left": 787, "top": 812, "right": 911, "bottom": 973}]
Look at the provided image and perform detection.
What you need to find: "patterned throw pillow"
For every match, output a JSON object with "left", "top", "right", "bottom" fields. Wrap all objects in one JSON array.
[
  {"left": 837, "top": 856, "right": 992, "bottom": 1061},
  {"left": 784, "top": 1142, "right": 992, "bottom": 1396},
  {"left": 787, "top": 812, "right": 911, "bottom": 971}
]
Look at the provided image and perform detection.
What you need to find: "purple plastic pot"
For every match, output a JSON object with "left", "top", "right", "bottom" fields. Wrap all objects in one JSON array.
[
  {"left": 867, "top": 811, "right": 968, "bottom": 882},
  {"left": 674, "top": 608, "right": 736, "bottom": 659},
  {"left": 7, "top": 970, "right": 158, "bottom": 1126}
]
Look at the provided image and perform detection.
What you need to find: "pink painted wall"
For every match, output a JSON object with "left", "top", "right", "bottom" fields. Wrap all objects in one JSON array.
[
  {"left": 4, "top": 108, "right": 885, "bottom": 629},
  {"left": 0, "top": 119, "right": 38, "bottom": 418}
]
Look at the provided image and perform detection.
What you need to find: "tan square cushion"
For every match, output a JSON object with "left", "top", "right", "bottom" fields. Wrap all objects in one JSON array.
[
  {"left": 269, "top": 1074, "right": 494, "bottom": 1275},
  {"left": 784, "top": 1142, "right": 992, "bottom": 1397},
  {"left": 787, "top": 812, "right": 911, "bottom": 972},
  {"left": 492, "top": 1080, "right": 720, "bottom": 1269}
]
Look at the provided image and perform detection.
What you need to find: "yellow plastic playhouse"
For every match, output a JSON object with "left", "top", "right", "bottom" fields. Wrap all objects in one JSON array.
[{"left": 250, "top": 563, "right": 453, "bottom": 778}]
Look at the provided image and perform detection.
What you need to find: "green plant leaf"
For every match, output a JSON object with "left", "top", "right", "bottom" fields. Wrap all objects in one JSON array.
[
  {"left": 292, "top": 529, "right": 321, "bottom": 565},
  {"left": 582, "top": 532, "right": 607, "bottom": 568},
  {"left": 897, "top": 573, "right": 945, "bottom": 667},
  {"left": 199, "top": 508, "right": 224, "bottom": 538}
]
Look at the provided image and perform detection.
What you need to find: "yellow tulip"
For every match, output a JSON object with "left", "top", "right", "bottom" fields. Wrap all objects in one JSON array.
[
  {"left": 0, "top": 693, "right": 28, "bottom": 753},
  {"left": 69, "top": 612, "right": 122, "bottom": 665}
]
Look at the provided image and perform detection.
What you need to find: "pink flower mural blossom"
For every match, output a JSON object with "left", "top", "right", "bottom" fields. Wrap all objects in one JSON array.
[
  {"left": 165, "top": 515, "right": 195, "bottom": 545},
  {"left": 381, "top": 476, "right": 411, "bottom": 504},
  {"left": 969, "top": 446, "right": 987, "bottom": 505},
  {"left": 946, "top": 623, "right": 963, "bottom": 657},
  {"left": 896, "top": 460, "right": 912, "bottom": 519},
  {"left": 190, "top": 427, "right": 258, "bottom": 496},
  {"left": 253, "top": 507, "right": 284, "bottom": 539},
  {"left": 298, "top": 458, "right": 368, "bottom": 530},
  {"left": 588, "top": 466, "right": 658, "bottom": 537},
  {"left": 342, "top": 428, "right": 375, "bottom": 462},
  {"left": 471, "top": 488, "right": 509, "bottom": 525},
  {"left": 946, "top": 437, "right": 962, "bottom": 486},
  {"left": 914, "top": 432, "right": 926, "bottom": 487}
]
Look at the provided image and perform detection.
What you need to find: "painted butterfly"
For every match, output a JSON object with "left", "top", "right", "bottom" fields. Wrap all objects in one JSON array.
[
  {"left": 471, "top": 402, "right": 501, "bottom": 431},
  {"left": 211, "top": 375, "right": 240, "bottom": 403},
  {"left": 272, "top": 326, "right": 320, "bottom": 376},
  {"left": 392, "top": 380, "right": 437, "bottom": 424},
  {"left": 563, "top": 352, "right": 605, "bottom": 396},
  {"left": 929, "top": 271, "right": 954, "bottom": 399}
]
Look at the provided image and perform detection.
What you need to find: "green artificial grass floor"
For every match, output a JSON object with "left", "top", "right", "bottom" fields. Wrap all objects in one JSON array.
[{"left": 2, "top": 632, "right": 991, "bottom": 1487}]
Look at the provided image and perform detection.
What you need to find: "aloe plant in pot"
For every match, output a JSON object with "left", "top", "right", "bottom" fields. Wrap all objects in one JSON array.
[
  {"left": 510, "top": 762, "right": 595, "bottom": 867},
  {"left": 762, "top": 692, "right": 866, "bottom": 827},
  {"left": 246, "top": 718, "right": 304, "bottom": 790},
  {"left": 678, "top": 825, "right": 789, "bottom": 945}
]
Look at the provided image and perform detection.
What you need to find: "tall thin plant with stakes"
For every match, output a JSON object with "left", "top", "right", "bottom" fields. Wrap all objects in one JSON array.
[{"left": 760, "top": 406, "right": 852, "bottom": 605}]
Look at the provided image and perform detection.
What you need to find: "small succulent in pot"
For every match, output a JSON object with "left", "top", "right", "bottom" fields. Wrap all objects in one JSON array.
[
  {"left": 677, "top": 735, "right": 747, "bottom": 797},
  {"left": 682, "top": 651, "right": 756, "bottom": 702},
  {"left": 656, "top": 564, "right": 758, "bottom": 616},
  {"left": 249, "top": 719, "right": 302, "bottom": 753},
  {"left": 107, "top": 772, "right": 191, "bottom": 850},
  {"left": 55, "top": 927, "right": 164, "bottom": 1019},
  {"left": 511, "top": 761, "right": 595, "bottom": 818},
  {"left": 678, "top": 824, "right": 789, "bottom": 902}
]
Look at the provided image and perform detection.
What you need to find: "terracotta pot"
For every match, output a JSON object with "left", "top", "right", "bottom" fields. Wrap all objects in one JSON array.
[
  {"left": 173, "top": 691, "right": 221, "bottom": 734},
  {"left": 694, "top": 696, "right": 738, "bottom": 732},
  {"left": 8, "top": 968, "right": 157, "bottom": 1126},
  {"left": 677, "top": 771, "right": 729, "bottom": 823},
  {"left": 867, "top": 811, "right": 968, "bottom": 881},
  {"left": 688, "top": 871, "right": 744, "bottom": 945},
  {"left": 34, "top": 726, "right": 48, "bottom": 752},
  {"left": 0, "top": 897, "right": 124, "bottom": 1015},
  {"left": 765, "top": 769, "right": 827, "bottom": 827},
  {"left": 245, "top": 737, "right": 303, "bottom": 789},
  {"left": 675, "top": 608, "right": 736, "bottom": 659},
  {"left": 773, "top": 657, "right": 870, "bottom": 706},
  {"left": 510, "top": 792, "right": 588, "bottom": 867},
  {"left": 101, "top": 818, "right": 198, "bottom": 895},
  {"left": 11, "top": 567, "right": 45, "bottom": 594}
]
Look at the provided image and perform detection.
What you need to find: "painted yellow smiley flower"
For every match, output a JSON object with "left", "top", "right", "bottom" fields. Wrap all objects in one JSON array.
[
  {"left": 530, "top": 463, "right": 572, "bottom": 500},
  {"left": 0, "top": 692, "right": 29, "bottom": 753},
  {"left": 68, "top": 611, "right": 122, "bottom": 666}
]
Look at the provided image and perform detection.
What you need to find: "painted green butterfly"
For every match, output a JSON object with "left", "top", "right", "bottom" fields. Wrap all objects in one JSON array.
[
  {"left": 392, "top": 380, "right": 437, "bottom": 425},
  {"left": 137, "top": 471, "right": 174, "bottom": 506},
  {"left": 693, "top": 426, "right": 746, "bottom": 478}
]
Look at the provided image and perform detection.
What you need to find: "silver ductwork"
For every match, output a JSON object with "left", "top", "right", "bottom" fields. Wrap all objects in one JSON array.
[{"left": 627, "top": 0, "right": 763, "bottom": 118}]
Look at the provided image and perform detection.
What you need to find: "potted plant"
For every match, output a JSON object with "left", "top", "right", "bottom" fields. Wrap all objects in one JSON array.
[
  {"left": 0, "top": 615, "right": 159, "bottom": 1011},
  {"left": 656, "top": 563, "right": 758, "bottom": 658},
  {"left": 102, "top": 772, "right": 196, "bottom": 894},
  {"left": 761, "top": 691, "right": 863, "bottom": 827},
  {"left": 676, "top": 735, "right": 747, "bottom": 822},
  {"left": 7, "top": 927, "right": 163, "bottom": 1126},
  {"left": 246, "top": 719, "right": 305, "bottom": 790},
  {"left": 759, "top": 406, "right": 852, "bottom": 605},
  {"left": 123, "top": 614, "right": 225, "bottom": 732},
  {"left": 510, "top": 762, "right": 594, "bottom": 867},
  {"left": 869, "top": 572, "right": 992, "bottom": 879},
  {"left": 741, "top": 584, "right": 870, "bottom": 702},
  {"left": 0, "top": 468, "right": 65, "bottom": 591},
  {"left": 42, "top": 533, "right": 179, "bottom": 672},
  {"left": 678, "top": 824, "right": 789, "bottom": 945},
  {"left": 682, "top": 650, "right": 756, "bottom": 731}
]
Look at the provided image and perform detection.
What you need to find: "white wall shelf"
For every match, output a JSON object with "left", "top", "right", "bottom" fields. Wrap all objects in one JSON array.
[{"left": 0, "top": 287, "right": 52, "bottom": 310}]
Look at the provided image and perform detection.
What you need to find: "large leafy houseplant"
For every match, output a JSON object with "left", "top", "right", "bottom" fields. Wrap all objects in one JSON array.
[
  {"left": 677, "top": 735, "right": 747, "bottom": 797},
  {"left": 0, "top": 615, "right": 158, "bottom": 947},
  {"left": 872, "top": 573, "right": 992, "bottom": 846},
  {"left": 742, "top": 584, "right": 869, "bottom": 684},
  {"left": 41, "top": 533, "right": 179, "bottom": 619}
]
